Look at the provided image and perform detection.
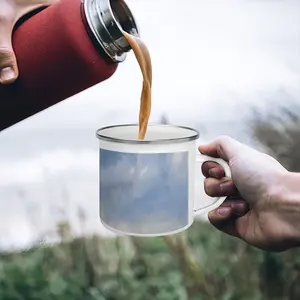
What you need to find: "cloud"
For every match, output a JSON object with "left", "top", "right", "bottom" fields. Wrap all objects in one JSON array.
[
  {"left": 100, "top": 150, "right": 188, "bottom": 200},
  {"left": 0, "top": 149, "right": 98, "bottom": 186},
  {"left": 100, "top": 150, "right": 189, "bottom": 229}
]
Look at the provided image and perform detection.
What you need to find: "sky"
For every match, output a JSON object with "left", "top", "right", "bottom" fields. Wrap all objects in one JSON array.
[
  {"left": 100, "top": 149, "right": 189, "bottom": 235},
  {"left": 0, "top": 0, "right": 299, "bottom": 250}
]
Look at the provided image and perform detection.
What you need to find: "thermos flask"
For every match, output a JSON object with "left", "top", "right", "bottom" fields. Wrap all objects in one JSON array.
[{"left": 0, "top": 0, "right": 139, "bottom": 130}]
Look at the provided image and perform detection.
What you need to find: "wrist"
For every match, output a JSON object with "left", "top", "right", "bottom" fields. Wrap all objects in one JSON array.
[{"left": 274, "top": 171, "right": 300, "bottom": 248}]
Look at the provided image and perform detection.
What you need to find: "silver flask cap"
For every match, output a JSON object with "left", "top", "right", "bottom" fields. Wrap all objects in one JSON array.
[{"left": 82, "top": 0, "right": 140, "bottom": 62}]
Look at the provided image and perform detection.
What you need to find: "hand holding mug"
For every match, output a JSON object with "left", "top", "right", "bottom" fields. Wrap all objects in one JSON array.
[{"left": 199, "top": 135, "right": 300, "bottom": 252}]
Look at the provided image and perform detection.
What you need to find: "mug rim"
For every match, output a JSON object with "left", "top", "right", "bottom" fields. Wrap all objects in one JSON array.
[{"left": 96, "top": 124, "right": 200, "bottom": 144}]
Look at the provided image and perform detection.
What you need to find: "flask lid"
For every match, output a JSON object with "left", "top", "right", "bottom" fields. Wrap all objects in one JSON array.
[{"left": 82, "top": 0, "right": 140, "bottom": 62}]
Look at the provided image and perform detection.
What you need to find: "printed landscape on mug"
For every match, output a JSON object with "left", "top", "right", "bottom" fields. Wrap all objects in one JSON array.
[{"left": 100, "top": 149, "right": 189, "bottom": 234}]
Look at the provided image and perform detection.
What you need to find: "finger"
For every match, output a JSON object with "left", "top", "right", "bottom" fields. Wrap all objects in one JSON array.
[
  {"left": 202, "top": 161, "right": 225, "bottom": 179},
  {"left": 204, "top": 177, "right": 238, "bottom": 197},
  {"left": 208, "top": 207, "right": 241, "bottom": 237},
  {"left": 0, "top": 47, "right": 18, "bottom": 84},
  {"left": 208, "top": 204, "right": 249, "bottom": 239},
  {"left": 198, "top": 135, "right": 243, "bottom": 161},
  {"left": 217, "top": 199, "right": 249, "bottom": 216},
  {"left": 208, "top": 209, "right": 240, "bottom": 238},
  {"left": 0, "top": 9, "right": 18, "bottom": 83},
  {"left": 0, "top": 18, "right": 18, "bottom": 84}
]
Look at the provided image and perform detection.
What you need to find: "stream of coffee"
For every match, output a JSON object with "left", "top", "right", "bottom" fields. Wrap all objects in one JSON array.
[{"left": 123, "top": 32, "right": 152, "bottom": 140}]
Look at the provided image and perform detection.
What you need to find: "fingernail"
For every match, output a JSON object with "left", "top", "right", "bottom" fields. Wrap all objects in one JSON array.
[
  {"left": 220, "top": 182, "right": 231, "bottom": 195},
  {"left": 208, "top": 168, "right": 217, "bottom": 177},
  {"left": 217, "top": 207, "right": 231, "bottom": 217},
  {"left": 0, "top": 67, "right": 15, "bottom": 82}
]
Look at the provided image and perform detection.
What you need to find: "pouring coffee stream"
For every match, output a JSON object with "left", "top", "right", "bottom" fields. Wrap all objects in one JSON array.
[{"left": 122, "top": 32, "right": 152, "bottom": 140}]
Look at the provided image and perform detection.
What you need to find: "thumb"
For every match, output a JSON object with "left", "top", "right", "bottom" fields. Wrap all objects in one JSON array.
[
  {"left": 0, "top": 24, "right": 18, "bottom": 84},
  {"left": 0, "top": 46, "right": 18, "bottom": 84},
  {"left": 198, "top": 135, "right": 242, "bottom": 161}
]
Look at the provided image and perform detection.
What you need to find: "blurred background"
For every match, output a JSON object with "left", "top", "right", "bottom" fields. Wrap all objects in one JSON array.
[{"left": 0, "top": 0, "right": 300, "bottom": 299}]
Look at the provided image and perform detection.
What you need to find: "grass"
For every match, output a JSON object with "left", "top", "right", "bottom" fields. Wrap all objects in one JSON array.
[{"left": 1, "top": 220, "right": 300, "bottom": 300}]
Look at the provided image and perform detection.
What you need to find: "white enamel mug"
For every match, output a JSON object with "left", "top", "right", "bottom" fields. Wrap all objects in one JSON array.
[{"left": 96, "top": 124, "right": 231, "bottom": 236}]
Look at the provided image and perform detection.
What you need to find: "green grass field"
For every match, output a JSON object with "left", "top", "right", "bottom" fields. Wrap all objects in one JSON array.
[{"left": 1, "top": 220, "right": 300, "bottom": 300}]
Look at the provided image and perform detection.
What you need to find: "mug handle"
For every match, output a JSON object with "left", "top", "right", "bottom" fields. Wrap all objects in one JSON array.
[{"left": 194, "top": 153, "right": 232, "bottom": 214}]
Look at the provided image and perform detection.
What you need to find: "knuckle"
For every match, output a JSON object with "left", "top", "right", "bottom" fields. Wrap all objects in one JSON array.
[
  {"left": 0, "top": 49, "right": 15, "bottom": 67},
  {"left": 0, "top": 7, "right": 14, "bottom": 24},
  {"left": 204, "top": 178, "right": 219, "bottom": 197},
  {"left": 216, "top": 135, "right": 231, "bottom": 145},
  {"left": 203, "top": 181, "right": 211, "bottom": 195}
]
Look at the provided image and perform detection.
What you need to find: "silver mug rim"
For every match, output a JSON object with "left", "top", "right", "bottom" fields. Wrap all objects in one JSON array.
[{"left": 96, "top": 124, "right": 200, "bottom": 144}]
